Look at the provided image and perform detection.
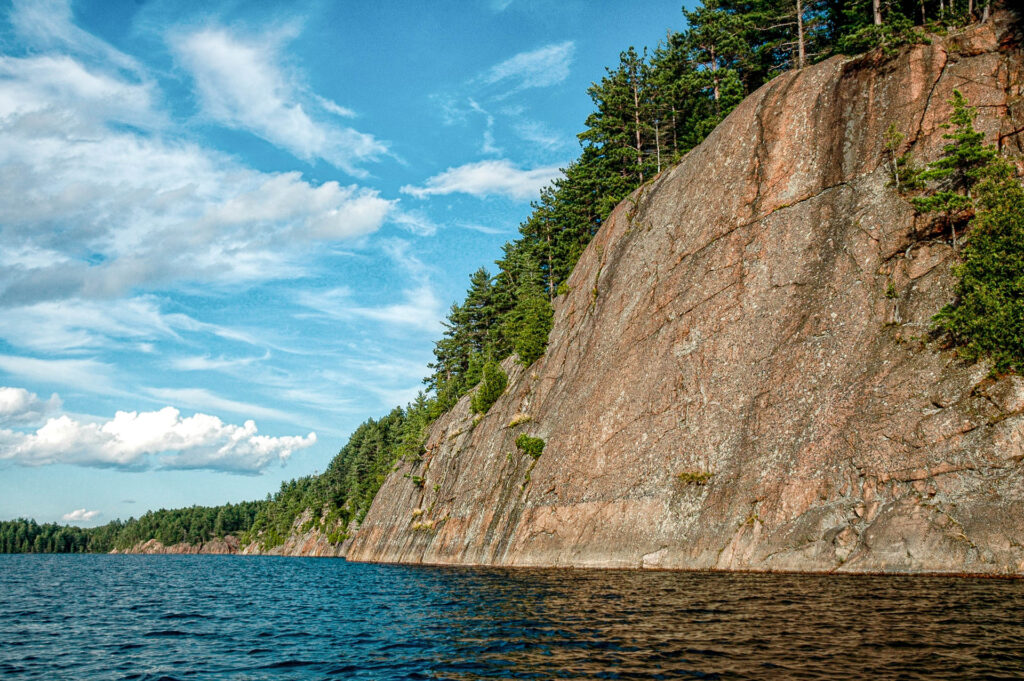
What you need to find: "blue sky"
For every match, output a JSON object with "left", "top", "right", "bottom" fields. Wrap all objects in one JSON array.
[{"left": 0, "top": 0, "right": 689, "bottom": 526}]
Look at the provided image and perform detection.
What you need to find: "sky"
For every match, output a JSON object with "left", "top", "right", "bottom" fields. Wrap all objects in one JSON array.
[{"left": 0, "top": 0, "right": 690, "bottom": 526}]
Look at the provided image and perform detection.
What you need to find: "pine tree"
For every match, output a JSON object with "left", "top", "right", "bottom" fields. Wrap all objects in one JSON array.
[
  {"left": 912, "top": 90, "right": 997, "bottom": 248},
  {"left": 580, "top": 46, "right": 659, "bottom": 191},
  {"left": 682, "top": 0, "right": 751, "bottom": 123},
  {"left": 507, "top": 255, "right": 554, "bottom": 366}
]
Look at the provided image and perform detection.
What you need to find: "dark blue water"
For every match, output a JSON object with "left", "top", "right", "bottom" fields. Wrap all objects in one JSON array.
[{"left": 2, "top": 555, "right": 1024, "bottom": 680}]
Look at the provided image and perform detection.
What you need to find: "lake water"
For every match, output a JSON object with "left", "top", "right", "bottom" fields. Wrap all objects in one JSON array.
[{"left": 1, "top": 555, "right": 1023, "bottom": 679}]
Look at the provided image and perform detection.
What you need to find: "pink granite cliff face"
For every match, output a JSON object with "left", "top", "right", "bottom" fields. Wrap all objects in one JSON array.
[
  {"left": 112, "top": 536, "right": 240, "bottom": 555},
  {"left": 344, "top": 15, "right": 1024, "bottom": 575}
]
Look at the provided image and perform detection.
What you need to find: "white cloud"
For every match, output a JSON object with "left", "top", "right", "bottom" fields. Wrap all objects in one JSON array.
[
  {"left": 171, "top": 28, "right": 385, "bottom": 175},
  {"left": 314, "top": 94, "right": 356, "bottom": 118},
  {"left": 62, "top": 508, "right": 100, "bottom": 522},
  {"left": 401, "top": 159, "right": 562, "bottom": 200},
  {"left": 0, "top": 51, "right": 394, "bottom": 306},
  {"left": 458, "top": 222, "right": 509, "bottom": 235},
  {"left": 0, "top": 356, "right": 119, "bottom": 396},
  {"left": 512, "top": 119, "right": 566, "bottom": 150},
  {"left": 170, "top": 353, "right": 268, "bottom": 372},
  {"left": 296, "top": 285, "right": 443, "bottom": 333},
  {"left": 483, "top": 41, "right": 575, "bottom": 93},
  {"left": 468, "top": 99, "right": 501, "bottom": 155},
  {"left": 0, "top": 297, "right": 178, "bottom": 354},
  {"left": 391, "top": 210, "right": 439, "bottom": 237},
  {"left": 0, "top": 400, "right": 316, "bottom": 473},
  {"left": 143, "top": 387, "right": 300, "bottom": 424},
  {"left": 10, "top": 0, "right": 143, "bottom": 75},
  {"left": 294, "top": 239, "right": 444, "bottom": 333},
  {"left": 0, "top": 387, "right": 62, "bottom": 426}
]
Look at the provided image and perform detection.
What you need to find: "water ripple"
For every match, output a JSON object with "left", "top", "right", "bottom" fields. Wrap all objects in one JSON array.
[{"left": 1, "top": 555, "right": 1023, "bottom": 679}]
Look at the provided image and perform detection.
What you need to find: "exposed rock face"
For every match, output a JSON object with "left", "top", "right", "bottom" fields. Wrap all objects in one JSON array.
[
  {"left": 239, "top": 508, "right": 346, "bottom": 557},
  {"left": 111, "top": 510, "right": 347, "bottom": 557},
  {"left": 113, "top": 535, "right": 240, "bottom": 555},
  {"left": 238, "top": 533, "right": 344, "bottom": 557},
  {"left": 346, "top": 15, "right": 1024, "bottom": 575}
]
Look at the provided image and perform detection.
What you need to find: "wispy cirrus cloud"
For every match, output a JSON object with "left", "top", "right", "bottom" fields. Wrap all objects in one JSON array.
[
  {"left": 0, "top": 10, "right": 396, "bottom": 310},
  {"left": 9, "top": 0, "right": 144, "bottom": 74},
  {"left": 401, "top": 159, "right": 562, "bottom": 200},
  {"left": 170, "top": 27, "right": 386, "bottom": 176},
  {"left": 143, "top": 387, "right": 300, "bottom": 424},
  {"left": 0, "top": 387, "right": 315, "bottom": 474},
  {"left": 482, "top": 41, "right": 575, "bottom": 94},
  {"left": 0, "top": 356, "right": 120, "bottom": 397},
  {"left": 0, "top": 49, "right": 394, "bottom": 307},
  {"left": 296, "top": 284, "right": 443, "bottom": 333},
  {"left": 0, "top": 297, "right": 179, "bottom": 354},
  {"left": 170, "top": 352, "right": 269, "bottom": 373}
]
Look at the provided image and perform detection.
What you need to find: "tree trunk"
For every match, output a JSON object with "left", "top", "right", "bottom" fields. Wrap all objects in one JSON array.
[
  {"left": 982, "top": 0, "right": 991, "bottom": 22},
  {"left": 921, "top": 0, "right": 926, "bottom": 24},
  {"left": 545, "top": 232, "right": 555, "bottom": 304},
  {"left": 654, "top": 119, "right": 661, "bottom": 173},
  {"left": 670, "top": 106, "right": 678, "bottom": 154},
  {"left": 796, "top": 0, "right": 806, "bottom": 69},
  {"left": 873, "top": 0, "right": 882, "bottom": 25},
  {"left": 710, "top": 45, "right": 720, "bottom": 103},
  {"left": 631, "top": 67, "right": 643, "bottom": 184}
]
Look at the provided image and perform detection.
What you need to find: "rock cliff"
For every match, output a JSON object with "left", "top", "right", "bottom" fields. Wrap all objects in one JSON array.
[
  {"left": 112, "top": 536, "right": 240, "bottom": 555},
  {"left": 345, "top": 14, "right": 1024, "bottom": 575}
]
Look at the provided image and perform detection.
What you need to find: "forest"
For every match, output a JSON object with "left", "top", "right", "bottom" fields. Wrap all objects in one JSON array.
[
  {"left": 0, "top": 502, "right": 264, "bottom": 553},
  {"left": 1, "top": 0, "right": 1010, "bottom": 553}
]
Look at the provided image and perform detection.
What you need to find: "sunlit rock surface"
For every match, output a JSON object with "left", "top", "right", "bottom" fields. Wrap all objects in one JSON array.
[{"left": 345, "top": 14, "right": 1024, "bottom": 575}]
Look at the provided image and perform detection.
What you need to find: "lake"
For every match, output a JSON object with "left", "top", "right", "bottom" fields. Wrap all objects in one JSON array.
[{"left": 1, "top": 554, "right": 1023, "bottom": 679}]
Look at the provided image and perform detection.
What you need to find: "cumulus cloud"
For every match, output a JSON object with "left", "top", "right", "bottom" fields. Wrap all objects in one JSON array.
[
  {"left": 483, "top": 41, "right": 575, "bottom": 93},
  {"left": 0, "top": 44, "right": 393, "bottom": 308},
  {"left": 0, "top": 387, "right": 62, "bottom": 426},
  {"left": 171, "top": 28, "right": 385, "bottom": 175},
  {"left": 401, "top": 159, "right": 562, "bottom": 200},
  {"left": 0, "top": 393, "right": 316, "bottom": 473},
  {"left": 62, "top": 508, "right": 100, "bottom": 522}
]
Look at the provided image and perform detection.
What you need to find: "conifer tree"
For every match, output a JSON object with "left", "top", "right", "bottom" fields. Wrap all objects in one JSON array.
[
  {"left": 470, "top": 361, "right": 508, "bottom": 415},
  {"left": 933, "top": 158, "right": 1024, "bottom": 372},
  {"left": 507, "top": 256, "right": 554, "bottom": 366},
  {"left": 912, "top": 90, "right": 997, "bottom": 248}
]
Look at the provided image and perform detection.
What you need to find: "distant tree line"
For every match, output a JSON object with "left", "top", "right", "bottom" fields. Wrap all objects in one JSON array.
[
  {"left": 2, "top": 0, "right": 1005, "bottom": 553},
  {"left": 0, "top": 502, "right": 265, "bottom": 554}
]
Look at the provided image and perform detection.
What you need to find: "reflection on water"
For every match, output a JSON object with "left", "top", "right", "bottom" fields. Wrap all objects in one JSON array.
[{"left": 1, "top": 554, "right": 1022, "bottom": 679}]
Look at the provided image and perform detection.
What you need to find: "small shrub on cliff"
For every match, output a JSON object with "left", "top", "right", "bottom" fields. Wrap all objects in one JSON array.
[
  {"left": 515, "top": 434, "right": 545, "bottom": 459},
  {"left": 676, "top": 471, "right": 714, "bottom": 486},
  {"left": 470, "top": 361, "right": 508, "bottom": 415}
]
